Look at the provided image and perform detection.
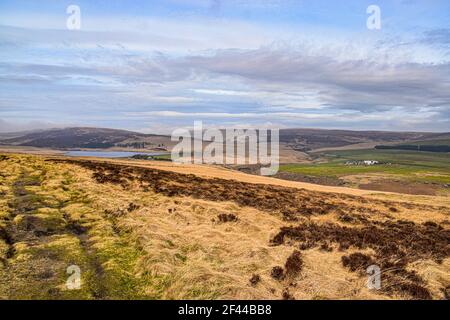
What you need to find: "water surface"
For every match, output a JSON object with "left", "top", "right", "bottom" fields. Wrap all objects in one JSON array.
[{"left": 65, "top": 151, "right": 168, "bottom": 158}]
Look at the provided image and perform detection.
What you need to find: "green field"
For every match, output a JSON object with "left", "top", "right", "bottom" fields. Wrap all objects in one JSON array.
[
  {"left": 280, "top": 149, "right": 450, "bottom": 184},
  {"left": 395, "top": 138, "right": 450, "bottom": 146},
  {"left": 151, "top": 153, "right": 172, "bottom": 160}
]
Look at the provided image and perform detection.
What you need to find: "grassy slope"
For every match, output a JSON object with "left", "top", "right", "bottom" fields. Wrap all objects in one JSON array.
[
  {"left": 280, "top": 149, "right": 450, "bottom": 184},
  {"left": 1, "top": 154, "right": 449, "bottom": 300},
  {"left": 0, "top": 155, "right": 151, "bottom": 299}
]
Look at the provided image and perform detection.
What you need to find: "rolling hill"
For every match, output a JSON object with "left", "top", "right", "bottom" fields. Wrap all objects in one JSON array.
[
  {"left": 279, "top": 129, "right": 450, "bottom": 152},
  {"left": 1, "top": 153, "right": 448, "bottom": 299},
  {"left": 1, "top": 127, "right": 449, "bottom": 151},
  {"left": 0, "top": 127, "right": 172, "bottom": 150}
]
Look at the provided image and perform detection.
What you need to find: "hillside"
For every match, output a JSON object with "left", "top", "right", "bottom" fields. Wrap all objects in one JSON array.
[
  {"left": 0, "top": 127, "right": 171, "bottom": 150},
  {"left": 279, "top": 129, "right": 449, "bottom": 152},
  {"left": 1, "top": 127, "right": 448, "bottom": 154},
  {"left": 0, "top": 154, "right": 448, "bottom": 299},
  {"left": 375, "top": 138, "right": 450, "bottom": 153}
]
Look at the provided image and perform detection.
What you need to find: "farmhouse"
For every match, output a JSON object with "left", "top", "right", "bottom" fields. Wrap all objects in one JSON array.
[{"left": 345, "top": 160, "right": 379, "bottom": 166}]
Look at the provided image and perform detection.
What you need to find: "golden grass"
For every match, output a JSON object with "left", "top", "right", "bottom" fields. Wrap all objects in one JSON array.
[{"left": 0, "top": 153, "right": 448, "bottom": 300}]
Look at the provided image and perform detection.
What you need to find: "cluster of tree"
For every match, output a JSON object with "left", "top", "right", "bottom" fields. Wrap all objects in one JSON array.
[
  {"left": 116, "top": 142, "right": 150, "bottom": 149},
  {"left": 116, "top": 142, "right": 167, "bottom": 149},
  {"left": 375, "top": 145, "right": 450, "bottom": 153},
  {"left": 80, "top": 142, "right": 115, "bottom": 148},
  {"left": 130, "top": 154, "right": 152, "bottom": 160},
  {"left": 131, "top": 154, "right": 171, "bottom": 161}
]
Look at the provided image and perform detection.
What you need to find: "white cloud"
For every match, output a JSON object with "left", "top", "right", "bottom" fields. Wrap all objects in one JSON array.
[{"left": 1, "top": 4, "right": 449, "bottom": 132}]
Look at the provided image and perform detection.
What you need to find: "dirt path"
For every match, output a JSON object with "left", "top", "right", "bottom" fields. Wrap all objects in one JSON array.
[
  {"left": 0, "top": 156, "right": 144, "bottom": 299},
  {"left": 0, "top": 167, "right": 103, "bottom": 298}
]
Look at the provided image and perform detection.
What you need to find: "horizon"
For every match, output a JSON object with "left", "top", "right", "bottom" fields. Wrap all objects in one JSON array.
[
  {"left": 2, "top": 125, "right": 450, "bottom": 136},
  {"left": 1, "top": 0, "right": 450, "bottom": 133}
]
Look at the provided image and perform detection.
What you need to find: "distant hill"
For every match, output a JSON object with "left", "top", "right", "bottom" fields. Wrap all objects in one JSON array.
[
  {"left": 375, "top": 137, "right": 450, "bottom": 153},
  {"left": 279, "top": 128, "right": 450, "bottom": 152},
  {"left": 0, "top": 127, "right": 171, "bottom": 150},
  {"left": 0, "top": 126, "right": 448, "bottom": 152}
]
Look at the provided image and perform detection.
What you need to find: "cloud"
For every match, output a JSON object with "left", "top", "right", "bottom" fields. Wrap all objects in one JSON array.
[
  {"left": 422, "top": 28, "right": 450, "bottom": 55},
  {"left": 0, "top": 118, "right": 71, "bottom": 133},
  {"left": 1, "top": 2, "right": 450, "bottom": 132},
  {"left": 2, "top": 44, "right": 450, "bottom": 131},
  {"left": 118, "top": 47, "right": 450, "bottom": 116}
]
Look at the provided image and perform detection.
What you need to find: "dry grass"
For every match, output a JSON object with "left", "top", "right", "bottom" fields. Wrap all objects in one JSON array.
[{"left": 0, "top": 153, "right": 449, "bottom": 300}]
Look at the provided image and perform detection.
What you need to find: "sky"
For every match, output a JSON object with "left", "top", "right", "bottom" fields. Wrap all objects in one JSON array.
[{"left": 0, "top": 0, "right": 449, "bottom": 133}]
